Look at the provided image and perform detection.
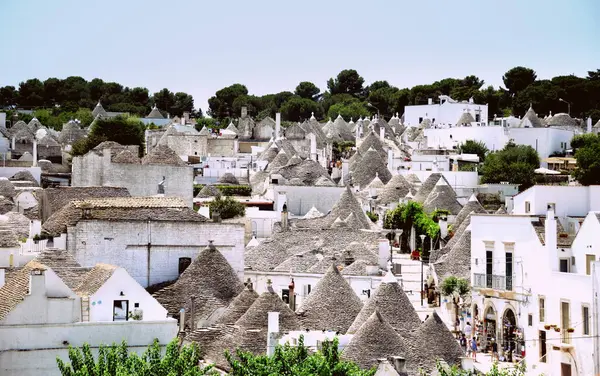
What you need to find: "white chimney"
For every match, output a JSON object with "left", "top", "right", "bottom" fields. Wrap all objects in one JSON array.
[
  {"left": 241, "top": 106, "right": 248, "bottom": 118},
  {"left": 379, "top": 126, "right": 385, "bottom": 141},
  {"left": 428, "top": 98, "right": 433, "bottom": 105},
  {"left": 587, "top": 117, "right": 593, "bottom": 134},
  {"left": 341, "top": 159, "right": 349, "bottom": 185},
  {"left": 0, "top": 268, "right": 5, "bottom": 288},
  {"left": 179, "top": 308, "right": 186, "bottom": 332},
  {"left": 378, "top": 239, "right": 390, "bottom": 269},
  {"left": 545, "top": 207, "right": 557, "bottom": 270},
  {"left": 439, "top": 218, "right": 448, "bottom": 238},
  {"left": 180, "top": 116, "right": 185, "bottom": 125},
  {"left": 387, "top": 149, "right": 393, "bottom": 169},
  {"left": 11, "top": 136, "right": 15, "bottom": 150},
  {"left": 267, "top": 311, "right": 280, "bottom": 356},
  {"left": 275, "top": 113, "right": 281, "bottom": 139},
  {"left": 29, "top": 269, "right": 46, "bottom": 297},
  {"left": 389, "top": 356, "right": 407, "bottom": 374},
  {"left": 309, "top": 133, "right": 317, "bottom": 161}
]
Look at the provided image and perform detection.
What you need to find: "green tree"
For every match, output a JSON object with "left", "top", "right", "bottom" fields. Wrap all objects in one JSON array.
[
  {"left": 572, "top": 133, "right": 600, "bottom": 185},
  {"left": 225, "top": 336, "right": 374, "bottom": 376},
  {"left": 152, "top": 88, "right": 176, "bottom": 115},
  {"left": 18, "top": 78, "right": 45, "bottom": 107},
  {"left": 457, "top": 140, "right": 489, "bottom": 162},
  {"left": 208, "top": 84, "right": 249, "bottom": 119},
  {"left": 383, "top": 201, "right": 439, "bottom": 257},
  {"left": 435, "top": 360, "right": 526, "bottom": 376},
  {"left": 0, "top": 85, "right": 18, "bottom": 107},
  {"left": 327, "top": 101, "right": 369, "bottom": 121},
  {"left": 171, "top": 92, "right": 195, "bottom": 116},
  {"left": 367, "top": 86, "right": 399, "bottom": 118},
  {"left": 43, "top": 77, "right": 63, "bottom": 105},
  {"left": 280, "top": 96, "right": 323, "bottom": 121},
  {"left": 196, "top": 117, "right": 220, "bottom": 131},
  {"left": 209, "top": 194, "right": 246, "bottom": 220},
  {"left": 480, "top": 142, "right": 540, "bottom": 189},
  {"left": 295, "top": 81, "right": 320, "bottom": 100},
  {"left": 71, "top": 115, "right": 145, "bottom": 156},
  {"left": 327, "top": 69, "right": 365, "bottom": 98},
  {"left": 440, "top": 276, "right": 470, "bottom": 333},
  {"left": 56, "top": 338, "right": 214, "bottom": 376},
  {"left": 502, "top": 66, "right": 537, "bottom": 97}
]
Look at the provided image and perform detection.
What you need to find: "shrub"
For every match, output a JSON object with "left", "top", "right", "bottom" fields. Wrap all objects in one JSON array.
[
  {"left": 193, "top": 184, "right": 251, "bottom": 197},
  {"left": 366, "top": 211, "right": 378, "bottom": 222},
  {"left": 209, "top": 194, "right": 246, "bottom": 220}
]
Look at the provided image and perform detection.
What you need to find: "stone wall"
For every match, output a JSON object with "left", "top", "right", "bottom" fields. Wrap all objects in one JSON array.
[
  {"left": 70, "top": 220, "right": 245, "bottom": 287},
  {"left": 207, "top": 138, "right": 235, "bottom": 157},
  {"left": 166, "top": 135, "right": 208, "bottom": 160}
]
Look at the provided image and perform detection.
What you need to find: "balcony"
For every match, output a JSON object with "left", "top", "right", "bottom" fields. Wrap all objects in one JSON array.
[{"left": 473, "top": 273, "right": 513, "bottom": 291}]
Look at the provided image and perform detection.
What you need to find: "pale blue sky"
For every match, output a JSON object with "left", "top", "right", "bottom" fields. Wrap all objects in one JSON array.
[{"left": 1, "top": 0, "right": 599, "bottom": 112}]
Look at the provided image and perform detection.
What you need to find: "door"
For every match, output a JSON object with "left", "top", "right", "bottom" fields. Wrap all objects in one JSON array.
[
  {"left": 559, "top": 259, "right": 569, "bottom": 273},
  {"left": 113, "top": 300, "right": 129, "bottom": 321},
  {"left": 561, "top": 363, "right": 571, "bottom": 376},
  {"left": 561, "top": 301, "right": 570, "bottom": 343},
  {"left": 486, "top": 251, "right": 493, "bottom": 287},
  {"left": 586, "top": 254, "right": 596, "bottom": 275},
  {"left": 539, "top": 330, "right": 546, "bottom": 363}
]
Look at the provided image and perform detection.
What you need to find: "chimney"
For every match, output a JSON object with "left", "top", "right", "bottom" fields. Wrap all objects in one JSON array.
[
  {"left": 545, "top": 206, "right": 557, "bottom": 270},
  {"left": 267, "top": 311, "right": 280, "bottom": 356},
  {"left": 0, "top": 268, "right": 5, "bottom": 288},
  {"left": 341, "top": 159, "right": 349, "bottom": 185},
  {"left": 180, "top": 116, "right": 185, "bottom": 125},
  {"left": 241, "top": 106, "right": 248, "bottom": 119},
  {"left": 428, "top": 98, "right": 433, "bottom": 105},
  {"left": 281, "top": 203, "right": 289, "bottom": 231},
  {"left": 288, "top": 278, "right": 295, "bottom": 311},
  {"left": 587, "top": 117, "right": 593, "bottom": 134},
  {"left": 275, "top": 113, "right": 281, "bottom": 139},
  {"left": 212, "top": 210, "right": 222, "bottom": 223},
  {"left": 378, "top": 239, "right": 390, "bottom": 269},
  {"left": 389, "top": 356, "right": 407, "bottom": 374},
  {"left": 11, "top": 136, "right": 15, "bottom": 151},
  {"left": 179, "top": 308, "right": 186, "bottom": 332},
  {"left": 387, "top": 148, "right": 393, "bottom": 169},
  {"left": 183, "top": 111, "right": 190, "bottom": 124},
  {"left": 309, "top": 133, "right": 317, "bottom": 161},
  {"left": 29, "top": 269, "right": 46, "bottom": 297},
  {"left": 379, "top": 126, "right": 385, "bottom": 141},
  {"left": 245, "top": 278, "right": 253, "bottom": 290},
  {"left": 439, "top": 217, "right": 448, "bottom": 238}
]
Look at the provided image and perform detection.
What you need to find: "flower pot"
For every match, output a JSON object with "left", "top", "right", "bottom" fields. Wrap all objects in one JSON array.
[
  {"left": 554, "top": 328, "right": 561, "bottom": 332},
  {"left": 567, "top": 328, "right": 575, "bottom": 333},
  {"left": 544, "top": 325, "right": 551, "bottom": 330}
]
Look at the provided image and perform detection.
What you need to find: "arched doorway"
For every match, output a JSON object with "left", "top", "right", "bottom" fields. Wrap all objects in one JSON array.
[
  {"left": 481, "top": 305, "right": 497, "bottom": 352},
  {"left": 502, "top": 308, "right": 517, "bottom": 361}
]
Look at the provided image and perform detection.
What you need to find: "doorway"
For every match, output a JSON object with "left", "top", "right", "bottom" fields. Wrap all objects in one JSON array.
[
  {"left": 178, "top": 257, "right": 192, "bottom": 275},
  {"left": 539, "top": 330, "right": 547, "bottom": 363},
  {"left": 502, "top": 309, "right": 517, "bottom": 359},
  {"left": 113, "top": 300, "right": 129, "bottom": 321},
  {"left": 561, "top": 363, "right": 572, "bottom": 376}
]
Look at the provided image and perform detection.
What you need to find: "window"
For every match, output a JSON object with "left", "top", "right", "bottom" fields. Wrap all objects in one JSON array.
[
  {"left": 539, "top": 330, "right": 547, "bottom": 363},
  {"left": 561, "top": 301, "right": 570, "bottom": 344},
  {"left": 304, "top": 284, "right": 312, "bottom": 296},
  {"left": 528, "top": 314, "right": 533, "bottom": 326},
  {"left": 505, "top": 243, "right": 514, "bottom": 291},
  {"left": 486, "top": 250, "right": 493, "bottom": 288},
  {"left": 178, "top": 257, "right": 192, "bottom": 275},
  {"left": 586, "top": 254, "right": 596, "bottom": 275},
  {"left": 418, "top": 117, "right": 423, "bottom": 124},
  {"left": 113, "top": 300, "right": 129, "bottom": 321},
  {"left": 525, "top": 201, "right": 531, "bottom": 213},
  {"left": 539, "top": 296, "right": 545, "bottom": 322},
  {"left": 583, "top": 305, "right": 590, "bottom": 335},
  {"left": 559, "top": 259, "right": 570, "bottom": 273},
  {"left": 281, "top": 289, "right": 290, "bottom": 304}
]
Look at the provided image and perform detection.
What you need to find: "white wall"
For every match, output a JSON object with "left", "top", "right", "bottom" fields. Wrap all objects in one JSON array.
[
  {"left": 0, "top": 320, "right": 177, "bottom": 376},
  {"left": 513, "top": 186, "right": 600, "bottom": 217},
  {"left": 272, "top": 185, "right": 345, "bottom": 216},
  {"left": 89, "top": 268, "right": 169, "bottom": 322},
  {"left": 70, "top": 220, "right": 245, "bottom": 287},
  {"left": 398, "top": 170, "right": 479, "bottom": 190},
  {"left": 404, "top": 101, "right": 488, "bottom": 127}
]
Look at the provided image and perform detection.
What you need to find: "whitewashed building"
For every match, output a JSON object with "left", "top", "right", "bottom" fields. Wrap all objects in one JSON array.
[{"left": 403, "top": 95, "right": 488, "bottom": 127}]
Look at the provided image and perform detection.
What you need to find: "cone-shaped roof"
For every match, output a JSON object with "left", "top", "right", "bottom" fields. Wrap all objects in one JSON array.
[
  {"left": 0, "top": 179, "right": 16, "bottom": 199},
  {"left": 153, "top": 242, "right": 244, "bottom": 321},
  {"left": 297, "top": 264, "right": 363, "bottom": 333},
  {"left": 331, "top": 216, "right": 348, "bottom": 228},
  {"left": 266, "top": 150, "right": 289, "bottom": 172},
  {"left": 141, "top": 145, "right": 186, "bottom": 166},
  {"left": 92, "top": 101, "right": 107, "bottom": 118},
  {"left": 284, "top": 122, "right": 306, "bottom": 140},
  {"left": 286, "top": 154, "right": 303, "bottom": 167},
  {"left": 0, "top": 196, "right": 14, "bottom": 214},
  {"left": 347, "top": 272, "right": 421, "bottom": 335},
  {"left": 413, "top": 173, "right": 442, "bottom": 203},
  {"left": 199, "top": 125, "right": 211, "bottom": 136},
  {"left": 348, "top": 150, "right": 363, "bottom": 171},
  {"left": 358, "top": 131, "right": 387, "bottom": 158},
  {"left": 519, "top": 106, "right": 544, "bottom": 128},
  {"left": 495, "top": 206, "right": 507, "bottom": 214},
  {"left": 235, "top": 287, "right": 300, "bottom": 331},
  {"left": 112, "top": 149, "right": 140, "bottom": 164},
  {"left": 423, "top": 178, "right": 462, "bottom": 215},
  {"left": 218, "top": 172, "right": 239, "bottom": 185},
  {"left": 547, "top": 113, "right": 578, "bottom": 127},
  {"left": 328, "top": 186, "right": 372, "bottom": 229},
  {"left": 455, "top": 111, "right": 475, "bottom": 126},
  {"left": 225, "top": 121, "right": 239, "bottom": 134},
  {"left": 434, "top": 230, "right": 471, "bottom": 280},
  {"left": 333, "top": 114, "right": 354, "bottom": 141},
  {"left": 157, "top": 126, "right": 181, "bottom": 146},
  {"left": 344, "top": 212, "right": 364, "bottom": 229},
  {"left": 314, "top": 175, "right": 337, "bottom": 187},
  {"left": 258, "top": 143, "right": 279, "bottom": 163},
  {"left": 146, "top": 105, "right": 165, "bottom": 119},
  {"left": 9, "top": 170, "right": 38, "bottom": 185},
  {"left": 454, "top": 194, "right": 486, "bottom": 229},
  {"left": 408, "top": 311, "right": 464, "bottom": 373},
  {"left": 353, "top": 148, "right": 392, "bottom": 188},
  {"left": 196, "top": 184, "right": 220, "bottom": 198},
  {"left": 377, "top": 174, "right": 411, "bottom": 205},
  {"left": 323, "top": 119, "right": 342, "bottom": 142},
  {"left": 217, "top": 284, "right": 259, "bottom": 324},
  {"left": 303, "top": 206, "right": 324, "bottom": 219},
  {"left": 342, "top": 311, "right": 408, "bottom": 369},
  {"left": 275, "top": 159, "right": 330, "bottom": 186}
]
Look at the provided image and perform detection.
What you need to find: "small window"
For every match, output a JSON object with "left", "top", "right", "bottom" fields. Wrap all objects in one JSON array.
[
  {"left": 134, "top": 302, "right": 140, "bottom": 308},
  {"left": 559, "top": 259, "right": 570, "bottom": 273},
  {"left": 525, "top": 201, "right": 531, "bottom": 213},
  {"left": 583, "top": 305, "right": 590, "bottom": 335},
  {"left": 586, "top": 254, "right": 596, "bottom": 276},
  {"left": 178, "top": 257, "right": 192, "bottom": 275},
  {"left": 281, "top": 289, "right": 290, "bottom": 304},
  {"left": 539, "top": 296, "right": 545, "bottom": 322},
  {"left": 418, "top": 117, "right": 423, "bottom": 123},
  {"left": 528, "top": 314, "right": 533, "bottom": 326}
]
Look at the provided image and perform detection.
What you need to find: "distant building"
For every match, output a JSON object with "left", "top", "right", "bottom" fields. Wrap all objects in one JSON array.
[{"left": 404, "top": 95, "right": 489, "bottom": 128}]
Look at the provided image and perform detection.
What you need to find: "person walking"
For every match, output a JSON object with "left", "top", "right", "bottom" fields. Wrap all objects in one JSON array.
[
  {"left": 459, "top": 333, "right": 467, "bottom": 353},
  {"left": 464, "top": 321, "right": 472, "bottom": 338},
  {"left": 470, "top": 336, "right": 478, "bottom": 361},
  {"left": 491, "top": 339, "right": 499, "bottom": 361}
]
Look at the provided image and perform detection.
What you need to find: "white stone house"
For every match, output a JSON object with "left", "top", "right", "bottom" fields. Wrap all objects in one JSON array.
[
  {"left": 41, "top": 196, "right": 245, "bottom": 287},
  {"left": 469, "top": 206, "right": 599, "bottom": 376},
  {"left": 403, "top": 95, "right": 489, "bottom": 127},
  {"left": 0, "top": 257, "right": 177, "bottom": 376}
]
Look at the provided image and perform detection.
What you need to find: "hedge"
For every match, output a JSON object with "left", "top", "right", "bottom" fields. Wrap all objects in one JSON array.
[{"left": 193, "top": 184, "right": 252, "bottom": 197}]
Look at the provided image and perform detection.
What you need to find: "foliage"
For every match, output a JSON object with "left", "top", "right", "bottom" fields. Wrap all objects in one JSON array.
[
  {"left": 332, "top": 141, "right": 355, "bottom": 161},
  {"left": 56, "top": 338, "right": 214, "bottom": 376},
  {"left": 207, "top": 84, "right": 249, "bottom": 119},
  {"left": 193, "top": 184, "right": 252, "bottom": 197},
  {"left": 295, "top": 81, "right": 321, "bottom": 100},
  {"left": 366, "top": 211, "right": 378, "bottom": 222},
  {"left": 572, "top": 133, "right": 600, "bottom": 185},
  {"left": 225, "top": 336, "right": 375, "bottom": 376},
  {"left": 440, "top": 276, "right": 471, "bottom": 332},
  {"left": 502, "top": 66, "right": 537, "bottom": 97},
  {"left": 384, "top": 201, "right": 440, "bottom": 256},
  {"left": 430, "top": 209, "right": 450, "bottom": 222},
  {"left": 327, "top": 69, "right": 366, "bottom": 98},
  {"left": 280, "top": 96, "right": 323, "bottom": 121},
  {"left": 480, "top": 142, "right": 540, "bottom": 189},
  {"left": 327, "top": 101, "right": 370, "bottom": 121},
  {"left": 457, "top": 140, "right": 489, "bottom": 163},
  {"left": 432, "top": 360, "right": 526, "bottom": 376},
  {"left": 208, "top": 194, "right": 246, "bottom": 220},
  {"left": 195, "top": 117, "right": 220, "bottom": 131},
  {"left": 70, "top": 115, "right": 145, "bottom": 157}
]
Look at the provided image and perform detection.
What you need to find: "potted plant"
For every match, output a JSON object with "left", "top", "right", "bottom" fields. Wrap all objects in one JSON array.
[
  {"left": 559, "top": 232, "right": 568, "bottom": 238},
  {"left": 544, "top": 324, "right": 551, "bottom": 330},
  {"left": 554, "top": 327, "right": 561, "bottom": 332},
  {"left": 567, "top": 328, "right": 575, "bottom": 333}
]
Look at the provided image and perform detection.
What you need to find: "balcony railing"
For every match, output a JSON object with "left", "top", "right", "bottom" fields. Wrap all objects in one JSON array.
[{"left": 473, "top": 273, "right": 513, "bottom": 291}]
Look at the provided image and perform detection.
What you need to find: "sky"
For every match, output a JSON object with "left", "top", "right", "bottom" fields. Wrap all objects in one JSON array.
[{"left": 1, "top": 0, "right": 599, "bottom": 113}]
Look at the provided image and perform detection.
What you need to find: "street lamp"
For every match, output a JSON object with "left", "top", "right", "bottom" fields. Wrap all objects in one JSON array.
[
  {"left": 383, "top": 229, "right": 403, "bottom": 270},
  {"left": 559, "top": 98, "right": 571, "bottom": 115},
  {"left": 419, "top": 234, "right": 426, "bottom": 307},
  {"left": 367, "top": 103, "right": 380, "bottom": 118}
]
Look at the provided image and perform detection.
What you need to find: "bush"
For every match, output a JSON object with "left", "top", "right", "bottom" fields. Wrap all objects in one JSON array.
[
  {"left": 209, "top": 195, "right": 246, "bottom": 220},
  {"left": 366, "top": 211, "right": 378, "bottom": 222},
  {"left": 193, "top": 184, "right": 251, "bottom": 197}
]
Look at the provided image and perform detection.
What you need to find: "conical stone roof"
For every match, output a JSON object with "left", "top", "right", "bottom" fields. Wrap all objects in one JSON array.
[
  {"left": 434, "top": 230, "right": 471, "bottom": 280},
  {"left": 358, "top": 131, "right": 387, "bottom": 158},
  {"left": 347, "top": 272, "right": 421, "bottom": 335},
  {"left": 365, "top": 173, "right": 385, "bottom": 190},
  {"left": 314, "top": 176, "right": 337, "bottom": 187},
  {"left": 348, "top": 150, "right": 363, "bottom": 171},
  {"left": 286, "top": 154, "right": 303, "bottom": 167},
  {"left": 217, "top": 283, "right": 259, "bottom": 324},
  {"left": 0, "top": 178, "right": 16, "bottom": 199},
  {"left": 199, "top": 125, "right": 211, "bottom": 136},
  {"left": 352, "top": 148, "right": 392, "bottom": 188},
  {"left": 303, "top": 206, "right": 324, "bottom": 219},
  {"left": 141, "top": 145, "right": 185, "bottom": 166},
  {"left": 331, "top": 216, "right": 348, "bottom": 228},
  {"left": 328, "top": 186, "right": 372, "bottom": 229},
  {"left": 413, "top": 173, "right": 442, "bottom": 203},
  {"left": 454, "top": 194, "right": 486, "bottom": 229},
  {"left": 408, "top": 311, "right": 464, "bottom": 374},
  {"left": 455, "top": 111, "right": 475, "bottom": 126},
  {"left": 495, "top": 206, "right": 507, "bottom": 214},
  {"left": 297, "top": 264, "right": 363, "bottom": 333},
  {"left": 342, "top": 311, "right": 408, "bottom": 370},
  {"left": 422, "top": 178, "right": 462, "bottom": 215},
  {"left": 266, "top": 150, "right": 288, "bottom": 172},
  {"left": 196, "top": 184, "right": 220, "bottom": 198},
  {"left": 258, "top": 143, "right": 279, "bottom": 163},
  {"left": 377, "top": 174, "right": 411, "bottom": 205},
  {"left": 0, "top": 196, "right": 14, "bottom": 214},
  {"left": 153, "top": 242, "right": 244, "bottom": 323},
  {"left": 225, "top": 121, "right": 239, "bottom": 134},
  {"left": 333, "top": 114, "right": 354, "bottom": 141},
  {"left": 147, "top": 105, "right": 164, "bottom": 119},
  {"left": 9, "top": 170, "right": 38, "bottom": 185},
  {"left": 92, "top": 102, "right": 107, "bottom": 118},
  {"left": 235, "top": 286, "right": 300, "bottom": 331},
  {"left": 519, "top": 106, "right": 544, "bottom": 128}
]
